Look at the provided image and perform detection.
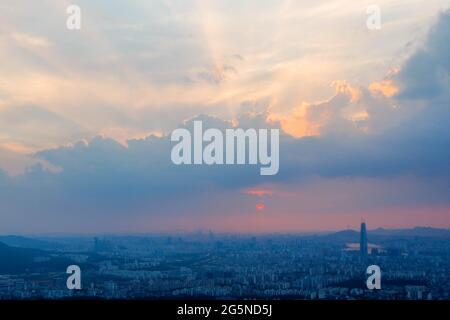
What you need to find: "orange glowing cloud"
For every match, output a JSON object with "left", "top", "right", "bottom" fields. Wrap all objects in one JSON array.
[
  {"left": 369, "top": 80, "right": 399, "bottom": 98},
  {"left": 333, "top": 80, "right": 361, "bottom": 102},
  {"left": 268, "top": 104, "right": 322, "bottom": 138},
  {"left": 244, "top": 188, "right": 274, "bottom": 197},
  {"left": 268, "top": 81, "right": 362, "bottom": 138},
  {"left": 255, "top": 203, "right": 266, "bottom": 210}
]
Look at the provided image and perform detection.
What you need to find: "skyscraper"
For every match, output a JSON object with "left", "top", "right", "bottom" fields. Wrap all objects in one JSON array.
[{"left": 360, "top": 222, "right": 368, "bottom": 261}]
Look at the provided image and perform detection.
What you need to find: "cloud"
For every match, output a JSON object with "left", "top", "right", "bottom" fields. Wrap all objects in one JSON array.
[
  {"left": 395, "top": 10, "right": 450, "bottom": 100},
  {"left": 269, "top": 80, "right": 404, "bottom": 138},
  {"left": 0, "top": 105, "right": 90, "bottom": 151},
  {"left": 10, "top": 32, "right": 50, "bottom": 48},
  {"left": 1, "top": 3, "right": 450, "bottom": 232},
  {"left": 0, "top": 88, "right": 448, "bottom": 229},
  {"left": 369, "top": 80, "right": 399, "bottom": 98},
  {"left": 0, "top": 146, "right": 60, "bottom": 176},
  {"left": 1, "top": 0, "right": 447, "bottom": 153},
  {"left": 243, "top": 188, "right": 274, "bottom": 197}
]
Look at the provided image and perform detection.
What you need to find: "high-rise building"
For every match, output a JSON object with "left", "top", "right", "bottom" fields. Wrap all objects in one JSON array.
[{"left": 360, "top": 222, "right": 368, "bottom": 261}]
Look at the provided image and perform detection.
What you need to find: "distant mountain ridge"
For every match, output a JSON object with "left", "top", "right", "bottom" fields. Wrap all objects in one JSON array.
[
  {"left": 0, "top": 235, "right": 61, "bottom": 250},
  {"left": 0, "top": 241, "right": 75, "bottom": 274},
  {"left": 370, "top": 227, "right": 450, "bottom": 238},
  {"left": 306, "top": 227, "right": 450, "bottom": 243}
]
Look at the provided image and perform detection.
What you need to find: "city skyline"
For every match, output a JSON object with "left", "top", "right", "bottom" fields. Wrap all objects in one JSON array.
[
  {"left": 1, "top": 224, "right": 449, "bottom": 300},
  {"left": 1, "top": 224, "right": 448, "bottom": 237}
]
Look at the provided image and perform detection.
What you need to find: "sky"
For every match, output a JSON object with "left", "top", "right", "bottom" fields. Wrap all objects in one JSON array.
[{"left": 0, "top": 0, "right": 450, "bottom": 234}]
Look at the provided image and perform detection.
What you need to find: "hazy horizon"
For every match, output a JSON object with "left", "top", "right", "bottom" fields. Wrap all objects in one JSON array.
[{"left": 1, "top": 225, "right": 449, "bottom": 238}]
